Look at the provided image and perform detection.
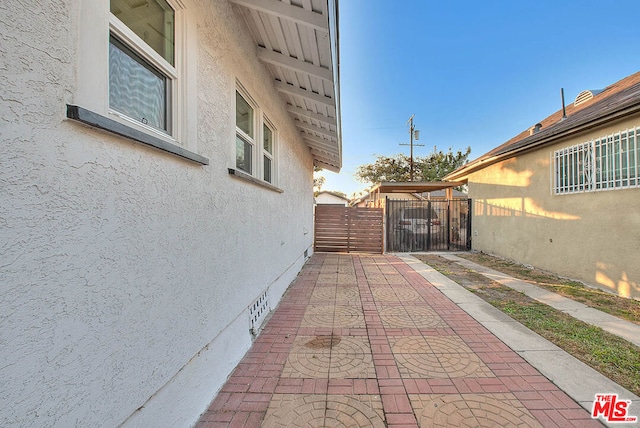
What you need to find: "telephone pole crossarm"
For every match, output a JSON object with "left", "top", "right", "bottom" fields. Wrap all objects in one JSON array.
[{"left": 399, "top": 115, "right": 424, "bottom": 181}]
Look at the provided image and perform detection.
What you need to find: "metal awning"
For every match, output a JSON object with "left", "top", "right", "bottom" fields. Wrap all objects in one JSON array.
[
  {"left": 370, "top": 181, "right": 465, "bottom": 194},
  {"left": 230, "top": 0, "right": 342, "bottom": 172}
]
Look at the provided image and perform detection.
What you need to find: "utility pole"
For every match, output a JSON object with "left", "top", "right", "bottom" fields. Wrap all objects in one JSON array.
[{"left": 399, "top": 114, "right": 424, "bottom": 181}]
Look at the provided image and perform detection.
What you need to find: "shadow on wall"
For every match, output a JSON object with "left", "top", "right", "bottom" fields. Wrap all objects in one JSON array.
[
  {"left": 469, "top": 158, "right": 638, "bottom": 300},
  {"left": 474, "top": 198, "right": 581, "bottom": 220}
]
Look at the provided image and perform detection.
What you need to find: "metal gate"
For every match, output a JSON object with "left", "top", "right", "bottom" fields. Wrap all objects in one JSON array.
[
  {"left": 314, "top": 205, "right": 384, "bottom": 253},
  {"left": 386, "top": 199, "right": 471, "bottom": 252}
]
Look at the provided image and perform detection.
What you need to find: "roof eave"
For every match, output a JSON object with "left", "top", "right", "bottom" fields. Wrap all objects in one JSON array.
[
  {"left": 445, "top": 99, "right": 640, "bottom": 181},
  {"left": 230, "top": 0, "right": 342, "bottom": 172}
]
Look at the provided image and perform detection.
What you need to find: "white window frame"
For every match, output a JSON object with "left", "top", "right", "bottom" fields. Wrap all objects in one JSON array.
[
  {"left": 234, "top": 84, "right": 278, "bottom": 186},
  {"left": 552, "top": 126, "right": 640, "bottom": 194},
  {"left": 75, "top": 0, "right": 195, "bottom": 152},
  {"left": 262, "top": 117, "right": 277, "bottom": 184},
  {"left": 108, "top": 5, "right": 177, "bottom": 135}
]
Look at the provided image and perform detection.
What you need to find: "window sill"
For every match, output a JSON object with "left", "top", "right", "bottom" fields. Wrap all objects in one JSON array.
[
  {"left": 66, "top": 105, "right": 209, "bottom": 165},
  {"left": 228, "top": 168, "right": 283, "bottom": 193}
]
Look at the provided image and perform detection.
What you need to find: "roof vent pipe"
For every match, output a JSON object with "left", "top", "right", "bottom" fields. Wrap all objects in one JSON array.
[
  {"left": 529, "top": 123, "right": 543, "bottom": 135},
  {"left": 561, "top": 88, "right": 567, "bottom": 120}
]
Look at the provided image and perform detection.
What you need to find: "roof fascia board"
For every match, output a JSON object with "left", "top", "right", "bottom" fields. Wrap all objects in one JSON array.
[
  {"left": 446, "top": 100, "right": 640, "bottom": 181},
  {"left": 314, "top": 160, "right": 340, "bottom": 172},
  {"left": 327, "top": 0, "right": 342, "bottom": 169}
]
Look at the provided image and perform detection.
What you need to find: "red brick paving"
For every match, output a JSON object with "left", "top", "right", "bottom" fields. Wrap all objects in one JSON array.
[{"left": 196, "top": 254, "right": 600, "bottom": 427}]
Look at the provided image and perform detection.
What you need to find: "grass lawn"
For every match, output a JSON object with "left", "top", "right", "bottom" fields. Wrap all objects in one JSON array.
[
  {"left": 414, "top": 254, "right": 640, "bottom": 397},
  {"left": 460, "top": 252, "right": 640, "bottom": 324}
]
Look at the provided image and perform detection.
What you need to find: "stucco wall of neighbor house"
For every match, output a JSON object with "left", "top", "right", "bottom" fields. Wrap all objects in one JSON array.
[
  {"left": 468, "top": 116, "right": 640, "bottom": 301},
  {"left": 0, "top": 0, "right": 315, "bottom": 427},
  {"left": 315, "top": 192, "right": 348, "bottom": 205}
]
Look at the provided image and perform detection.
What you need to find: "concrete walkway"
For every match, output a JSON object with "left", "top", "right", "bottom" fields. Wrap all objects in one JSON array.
[{"left": 197, "top": 253, "right": 637, "bottom": 427}]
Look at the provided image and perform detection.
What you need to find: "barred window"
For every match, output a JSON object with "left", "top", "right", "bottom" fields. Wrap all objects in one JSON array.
[{"left": 552, "top": 127, "right": 640, "bottom": 194}]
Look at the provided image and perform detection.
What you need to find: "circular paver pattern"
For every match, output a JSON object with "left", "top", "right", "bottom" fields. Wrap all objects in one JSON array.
[
  {"left": 371, "top": 287, "right": 421, "bottom": 302},
  {"left": 328, "top": 337, "right": 375, "bottom": 378},
  {"left": 284, "top": 343, "right": 331, "bottom": 378},
  {"left": 301, "top": 305, "right": 334, "bottom": 327},
  {"left": 302, "top": 305, "right": 364, "bottom": 327},
  {"left": 379, "top": 306, "right": 445, "bottom": 328},
  {"left": 391, "top": 336, "right": 494, "bottom": 378},
  {"left": 263, "top": 394, "right": 385, "bottom": 428},
  {"left": 283, "top": 336, "right": 374, "bottom": 378},
  {"left": 333, "top": 306, "right": 365, "bottom": 327},
  {"left": 410, "top": 393, "right": 542, "bottom": 427},
  {"left": 390, "top": 336, "right": 429, "bottom": 353},
  {"left": 311, "top": 287, "right": 359, "bottom": 302},
  {"left": 383, "top": 274, "right": 408, "bottom": 286}
]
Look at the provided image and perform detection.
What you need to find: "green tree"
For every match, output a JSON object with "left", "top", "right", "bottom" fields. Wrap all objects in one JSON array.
[
  {"left": 313, "top": 165, "right": 325, "bottom": 195},
  {"left": 354, "top": 147, "right": 471, "bottom": 184}
]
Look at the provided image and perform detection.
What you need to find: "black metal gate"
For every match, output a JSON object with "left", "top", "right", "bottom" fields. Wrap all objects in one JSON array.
[{"left": 386, "top": 198, "right": 471, "bottom": 252}]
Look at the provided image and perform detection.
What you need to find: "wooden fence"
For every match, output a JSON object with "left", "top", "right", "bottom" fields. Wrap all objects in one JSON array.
[{"left": 314, "top": 205, "right": 384, "bottom": 253}]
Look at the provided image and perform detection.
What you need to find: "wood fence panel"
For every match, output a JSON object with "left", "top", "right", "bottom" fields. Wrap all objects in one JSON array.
[{"left": 314, "top": 205, "right": 383, "bottom": 253}]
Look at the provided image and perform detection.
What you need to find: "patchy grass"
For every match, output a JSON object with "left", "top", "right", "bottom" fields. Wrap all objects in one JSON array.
[
  {"left": 414, "top": 254, "right": 640, "bottom": 396},
  {"left": 459, "top": 252, "right": 640, "bottom": 324}
]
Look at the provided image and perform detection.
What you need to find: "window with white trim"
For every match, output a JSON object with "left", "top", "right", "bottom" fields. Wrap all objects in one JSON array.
[
  {"left": 74, "top": 0, "right": 197, "bottom": 155},
  {"left": 235, "top": 88, "right": 277, "bottom": 184},
  {"left": 552, "top": 127, "right": 640, "bottom": 194},
  {"left": 262, "top": 121, "right": 275, "bottom": 183},
  {"left": 235, "top": 90, "right": 254, "bottom": 174},
  {"left": 110, "top": 0, "right": 176, "bottom": 135}
]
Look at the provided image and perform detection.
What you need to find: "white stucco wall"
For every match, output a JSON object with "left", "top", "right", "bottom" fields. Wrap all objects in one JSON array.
[
  {"left": 315, "top": 192, "right": 349, "bottom": 205},
  {"left": 0, "top": 0, "right": 315, "bottom": 427}
]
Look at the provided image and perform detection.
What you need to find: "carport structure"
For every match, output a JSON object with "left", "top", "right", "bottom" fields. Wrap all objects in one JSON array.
[
  {"left": 354, "top": 181, "right": 465, "bottom": 209},
  {"left": 352, "top": 182, "right": 470, "bottom": 252}
]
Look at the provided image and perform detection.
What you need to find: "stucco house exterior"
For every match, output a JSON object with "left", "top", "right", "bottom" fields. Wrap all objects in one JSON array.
[
  {"left": 1, "top": 0, "right": 340, "bottom": 426},
  {"left": 315, "top": 190, "right": 349, "bottom": 205},
  {"left": 445, "top": 72, "right": 640, "bottom": 300}
]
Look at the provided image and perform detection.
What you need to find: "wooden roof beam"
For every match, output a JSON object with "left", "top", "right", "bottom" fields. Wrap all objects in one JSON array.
[
  {"left": 286, "top": 105, "right": 334, "bottom": 125},
  {"left": 295, "top": 121, "right": 337, "bottom": 139},
  {"left": 275, "top": 81, "right": 335, "bottom": 108},
  {"left": 258, "top": 47, "right": 333, "bottom": 82},
  {"left": 229, "top": 0, "right": 328, "bottom": 32}
]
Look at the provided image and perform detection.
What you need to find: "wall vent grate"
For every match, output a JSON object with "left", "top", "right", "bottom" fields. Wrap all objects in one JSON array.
[{"left": 249, "top": 290, "right": 270, "bottom": 335}]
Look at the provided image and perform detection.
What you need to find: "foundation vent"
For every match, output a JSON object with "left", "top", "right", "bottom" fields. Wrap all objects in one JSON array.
[{"left": 249, "top": 290, "right": 270, "bottom": 336}]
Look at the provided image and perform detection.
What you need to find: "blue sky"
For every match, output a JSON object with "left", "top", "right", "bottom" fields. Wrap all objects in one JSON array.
[{"left": 320, "top": 0, "right": 640, "bottom": 196}]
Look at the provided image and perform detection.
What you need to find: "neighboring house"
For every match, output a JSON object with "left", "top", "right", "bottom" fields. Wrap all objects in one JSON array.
[
  {"left": 315, "top": 190, "right": 349, "bottom": 206},
  {"left": 1, "top": 1, "right": 340, "bottom": 427},
  {"left": 445, "top": 72, "right": 640, "bottom": 300}
]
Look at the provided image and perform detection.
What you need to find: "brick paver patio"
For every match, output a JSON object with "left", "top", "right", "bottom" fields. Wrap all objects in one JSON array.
[{"left": 197, "top": 254, "right": 600, "bottom": 427}]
